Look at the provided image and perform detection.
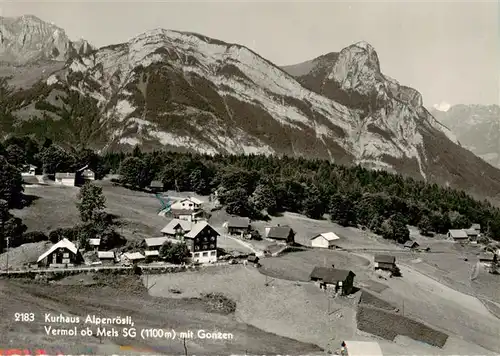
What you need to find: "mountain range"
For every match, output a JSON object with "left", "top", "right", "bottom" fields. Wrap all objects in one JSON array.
[
  {"left": 431, "top": 105, "right": 500, "bottom": 169},
  {"left": 1, "top": 15, "right": 500, "bottom": 198}
]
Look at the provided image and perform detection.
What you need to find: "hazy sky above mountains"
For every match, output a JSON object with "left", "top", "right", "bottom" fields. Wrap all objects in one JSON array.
[{"left": 2, "top": 1, "right": 498, "bottom": 107}]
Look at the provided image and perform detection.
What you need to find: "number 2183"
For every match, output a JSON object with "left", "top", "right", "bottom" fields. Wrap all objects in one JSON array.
[{"left": 14, "top": 313, "right": 35, "bottom": 322}]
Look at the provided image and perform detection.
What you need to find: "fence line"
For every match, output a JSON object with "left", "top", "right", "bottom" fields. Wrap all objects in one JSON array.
[{"left": 0, "top": 260, "right": 235, "bottom": 278}]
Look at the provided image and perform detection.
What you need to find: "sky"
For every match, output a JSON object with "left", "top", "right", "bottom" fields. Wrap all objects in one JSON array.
[{"left": 1, "top": 0, "right": 499, "bottom": 107}]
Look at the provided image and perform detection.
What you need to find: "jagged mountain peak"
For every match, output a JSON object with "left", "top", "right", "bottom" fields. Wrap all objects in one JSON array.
[
  {"left": 0, "top": 14, "right": 94, "bottom": 64},
  {"left": 353, "top": 40, "right": 375, "bottom": 51},
  {"left": 129, "top": 28, "right": 239, "bottom": 50},
  {"left": 6, "top": 26, "right": 500, "bottom": 197}
]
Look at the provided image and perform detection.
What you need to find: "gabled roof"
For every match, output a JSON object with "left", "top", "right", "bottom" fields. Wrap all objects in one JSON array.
[
  {"left": 185, "top": 221, "right": 219, "bottom": 239},
  {"left": 227, "top": 217, "right": 250, "bottom": 228},
  {"left": 309, "top": 267, "right": 355, "bottom": 284},
  {"left": 37, "top": 238, "right": 78, "bottom": 262},
  {"left": 150, "top": 180, "right": 163, "bottom": 188},
  {"left": 89, "top": 238, "right": 101, "bottom": 246},
  {"left": 97, "top": 251, "right": 115, "bottom": 259},
  {"left": 311, "top": 232, "right": 340, "bottom": 241},
  {"left": 448, "top": 229, "right": 468, "bottom": 238},
  {"left": 267, "top": 226, "right": 293, "bottom": 239},
  {"left": 122, "top": 252, "right": 145, "bottom": 260},
  {"left": 145, "top": 250, "right": 160, "bottom": 257},
  {"left": 404, "top": 240, "right": 419, "bottom": 248},
  {"left": 374, "top": 255, "right": 396, "bottom": 264},
  {"left": 161, "top": 219, "right": 193, "bottom": 235},
  {"left": 55, "top": 172, "right": 76, "bottom": 179},
  {"left": 465, "top": 229, "right": 479, "bottom": 236},
  {"left": 145, "top": 237, "right": 168, "bottom": 247},
  {"left": 179, "top": 197, "right": 203, "bottom": 205}
]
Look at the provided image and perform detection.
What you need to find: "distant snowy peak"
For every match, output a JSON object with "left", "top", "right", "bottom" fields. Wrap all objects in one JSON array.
[
  {"left": 431, "top": 104, "right": 500, "bottom": 169},
  {"left": 0, "top": 14, "right": 94, "bottom": 64},
  {"left": 433, "top": 102, "right": 451, "bottom": 112}
]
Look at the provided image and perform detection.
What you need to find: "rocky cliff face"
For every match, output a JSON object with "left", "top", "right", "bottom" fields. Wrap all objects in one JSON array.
[
  {"left": 3, "top": 19, "right": 500, "bottom": 198},
  {"left": 0, "top": 15, "right": 93, "bottom": 64},
  {"left": 431, "top": 104, "right": 500, "bottom": 169}
]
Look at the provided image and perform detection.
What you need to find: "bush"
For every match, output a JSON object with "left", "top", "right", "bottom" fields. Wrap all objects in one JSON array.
[
  {"left": 159, "top": 241, "right": 191, "bottom": 264},
  {"left": 48, "top": 227, "right": 78, "bottom": 243},
  {"left": 201, "top": 292, "right": 237, "bottom": 314},
  {"left": 132, "top": 264, "right": 142, "bottom": 275}
]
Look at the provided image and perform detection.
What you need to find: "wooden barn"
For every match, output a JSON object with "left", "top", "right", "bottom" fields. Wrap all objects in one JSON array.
[
  {"left": 226, "top": 217, "right": 251, "bottom": 235},
  {"left": 149, "top": 180, "right": 164, "bottom": 192},
  {"left": 403, "top": 240, "right": 419, "bottom": 249},
  {"left": 97, "top": 251, "right": 116, "bottom": 265},
  {"left": 447, "top": 229, "right": 468, "bottom": 241},
  {"left": 265, "top": 225, "right": 295, "bottom": 244},
  {"left": 309, "top": 266, "right": 355, "bottom": 295},
  {"left": 89, "top": 238, "right": 101, "bottom": 252},
  {"left": 121, "top": 252, "right": 145, "bottom": 265},
  {"left": 374, "top": 255, "right": 396, "bottom": 271}
]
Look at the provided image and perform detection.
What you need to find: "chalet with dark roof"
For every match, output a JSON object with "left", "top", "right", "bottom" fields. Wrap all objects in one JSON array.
[
  {"left": 309, "top": 266, "right": 355, "bottom": 295},
  {"left": 403, "top": 240, "right": 419, "bottom": 249},
  {"left": 226, "top": 217, "right": 251, "bottom": 235},
  {"left": 374, "top": 255, "right": 396, "bottom": 271},
  {"left": 265, "top": 225, "right": 295, "bottom": 244},
  {"left": 447, "top": 229, "right": 468, "bottom": 241},
  {"left": 150, "top": 180, "right": 164, "bottom": 192},
  {"left": 161, "top": 219, "right": 219, "bottom": 263}
]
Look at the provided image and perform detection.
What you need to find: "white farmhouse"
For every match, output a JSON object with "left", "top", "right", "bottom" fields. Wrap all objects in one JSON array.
[
  {"left": 170, "top": 197, "right": 203, "bottom": 211},
  {"left": 310, "top": 232, "right": 340, "bottom": 249},
  {"left": 55, "top": 172, "right": 76, "bottom": 186}
]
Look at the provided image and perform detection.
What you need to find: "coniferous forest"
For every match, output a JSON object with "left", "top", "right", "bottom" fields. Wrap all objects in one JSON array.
[{"left": 1, "top": 136, "right": 500, "bottom": 248}]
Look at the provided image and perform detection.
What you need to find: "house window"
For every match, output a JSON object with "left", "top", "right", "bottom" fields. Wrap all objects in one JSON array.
[
  {"left": 210, "top": 251, "right": 216, "bottom": 256},
  {"left": 210, "top": 236, "right": 215, "bottom": 241},
  {"left": 203, "top": 237, "right": 207, "bottom": 242},
  {"left": 195, "top": 246, "right": 199, "bottom": 251},
  {"left": 193, "top": 252, "right": 199, "bottom": 257},
  {"left": 202, "top": 252, "right": 208, "bottom": 257},
  {"left": 209, "top": 244, "right": 215, "bottom": 249}
]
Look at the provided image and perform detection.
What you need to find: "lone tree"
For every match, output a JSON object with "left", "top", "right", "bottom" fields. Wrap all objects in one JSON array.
[
  {"left": 159, "top": 241, "right": 191, "bottom": 264},
  {"left": 77, "top": 181, "right": 106, "bottom": 222},
  {"left": 0, "top": 199, "right": 27, "bottom": 251},
  {"left": 0, "top": 199, "right": 8, "bottom": 253},
  {"left": 417, "top": 215, "right": 434, "bottom": 236},
  {"left": 0, "top": 155, "right": 24, "bottom": 208}
]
